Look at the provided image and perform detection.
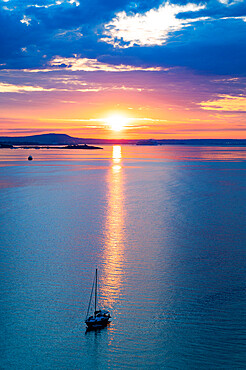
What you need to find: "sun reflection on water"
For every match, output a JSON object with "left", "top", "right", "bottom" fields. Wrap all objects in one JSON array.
[
  {"left": 100, "top": 146, "right": 125, "bottom": 314},
  {"left": 112, "top": 145, "right": 122, "bottom": 162}
]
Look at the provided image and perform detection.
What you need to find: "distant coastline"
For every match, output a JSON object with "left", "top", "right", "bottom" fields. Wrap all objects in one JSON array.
[{"left": 1, "top": 133, "right": 246, "bottom": 147}]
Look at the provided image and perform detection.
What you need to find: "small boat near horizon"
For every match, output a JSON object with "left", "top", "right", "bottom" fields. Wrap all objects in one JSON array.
[{"left": 85, "top": 268, "right": 111, "bottom": 329}]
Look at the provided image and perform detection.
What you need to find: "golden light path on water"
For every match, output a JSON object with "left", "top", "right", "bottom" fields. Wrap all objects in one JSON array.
[{"left": 100, "top": 146, "right": 126, "bottom": 317}]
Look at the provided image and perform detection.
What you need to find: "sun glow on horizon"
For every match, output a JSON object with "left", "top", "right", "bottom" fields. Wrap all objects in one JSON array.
[{"left": 105, "top": 114, "right": 129, "bottom": 131}]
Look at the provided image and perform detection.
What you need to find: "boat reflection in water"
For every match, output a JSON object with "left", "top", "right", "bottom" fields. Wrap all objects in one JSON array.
[{"left": 99, "top": 146, "right": 126, "bottom": 321}]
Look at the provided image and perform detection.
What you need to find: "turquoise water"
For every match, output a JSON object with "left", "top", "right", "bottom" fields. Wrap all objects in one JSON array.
[{"left": 1, "top": 145, "right": 246, "bottom": 369}]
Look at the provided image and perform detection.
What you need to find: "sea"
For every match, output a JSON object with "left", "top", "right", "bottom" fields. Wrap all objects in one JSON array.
[{"left": 0, "top": 145, "right": 246, "bottom": 369}]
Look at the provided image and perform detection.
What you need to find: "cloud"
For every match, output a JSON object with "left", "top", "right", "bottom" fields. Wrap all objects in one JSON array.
[
  {"left": 4, "top": 56, "right": 168, "bottom": 73},
  {"left": 176, "top": 0, "right": 246, "bottom": 20},
  {"left": 0, "top": 82, "right": 56, "bottom": 93},
  {"left": 218, "top": 0, "right": 244, "bottom": 5},
  {"left": 119, "top": 16, "right": 246, "bottom": 75},
  {"left": 46, "top": 56, "right": 169, "bottom": 72},
  {"left": 54, "top": 27, "right": 83, "bottom": 40},
  {"left": 102, "top": 2, "right": 206, "bottom": 47},
  {"left": 0, "top": 81, "right": 107, "bottom": 93},
  {"left": 0, "top": 75, "right": 157, "bottom": 94},
  {"left": 20, "top": 15, "right": 32, "bottom": 26},
  {"left": 199, "top": 94, "right": 246, "bottom": 111}
]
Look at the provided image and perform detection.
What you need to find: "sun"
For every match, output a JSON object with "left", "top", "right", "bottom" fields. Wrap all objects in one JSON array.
[{"left": 105, "top": 114, "right": 128, "bottom": 131}]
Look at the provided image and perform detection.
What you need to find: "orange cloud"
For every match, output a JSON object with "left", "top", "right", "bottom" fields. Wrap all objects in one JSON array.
[{"left": 200, "top": 95, "right": 246, "bottom": 111}]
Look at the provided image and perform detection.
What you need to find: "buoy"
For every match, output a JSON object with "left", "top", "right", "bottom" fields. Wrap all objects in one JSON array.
[{"left": 28, "top": 155, "right": 33, "bottom": 161}]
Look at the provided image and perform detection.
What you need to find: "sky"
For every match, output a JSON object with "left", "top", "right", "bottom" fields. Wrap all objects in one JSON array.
[{"left": 0, "top": 0, "right": 245, "bottom": 139}]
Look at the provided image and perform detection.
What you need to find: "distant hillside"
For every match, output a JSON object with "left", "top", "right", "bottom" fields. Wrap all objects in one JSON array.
[
  {"left": 0, "top": 133, "right": 76, "bottom": 145},
  {"left": 0, "top": 133, "right": 246, "bottom": 146},
  {"left": 0, "top": 133, "right": 137, "bottom": 145}
]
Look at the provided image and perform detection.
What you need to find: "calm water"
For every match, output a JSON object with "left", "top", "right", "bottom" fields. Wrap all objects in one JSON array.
[{"left": 0, "top": 145, "right": 246, "bottom": 369}]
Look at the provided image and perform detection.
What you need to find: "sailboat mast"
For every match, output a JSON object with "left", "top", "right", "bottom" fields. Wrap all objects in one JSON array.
[{"left": 94, "top": 268, "right": 97, "bottom": 316}]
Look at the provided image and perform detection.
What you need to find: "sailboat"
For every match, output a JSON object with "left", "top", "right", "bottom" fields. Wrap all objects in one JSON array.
[{"left": 85, "top": 268, "right": 111, "bottom": 329}]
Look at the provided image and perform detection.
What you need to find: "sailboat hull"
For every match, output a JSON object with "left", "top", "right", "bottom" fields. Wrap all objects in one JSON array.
[
  {"left": 85, "top": 310, "right": 111, "bottom": 328},
  {"left": 85, "top": 317, "right": 110, "bottom": 329}
]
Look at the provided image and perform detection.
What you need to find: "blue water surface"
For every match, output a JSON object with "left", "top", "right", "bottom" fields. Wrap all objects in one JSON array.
[{"left": 0, "top": 145, "right": 246, "bottom": 369}]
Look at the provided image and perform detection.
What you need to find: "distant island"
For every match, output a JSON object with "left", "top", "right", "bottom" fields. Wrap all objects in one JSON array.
[
  {"left": 1, "top": 133, "right": 246, "bottom": 147},
  {"left": 0, "top": 142, "right": 102, "bottom": 150},
  {"left": 64, "top": 144, "right": 102, "bottom": 150}
]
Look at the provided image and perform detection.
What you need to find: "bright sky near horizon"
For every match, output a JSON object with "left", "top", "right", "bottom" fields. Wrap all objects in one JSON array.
[{"left": 0, "top": 0, "right": 245, "bottom": 138}]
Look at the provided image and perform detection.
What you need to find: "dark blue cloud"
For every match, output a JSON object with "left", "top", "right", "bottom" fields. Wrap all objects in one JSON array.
[
  {"left": 0, "top": 0, "right": 245, "bottom": 75},
  {"left": 25, "top": 0, "right": 131, "bottom": 28},
  {"left": 0, "top": 0, "right": 131, "bottom": 68},
  {"left": 177, "top": 0, "right": 246, "bottom": 19},
  {"left": 100, "top": 16, "right": 246, "bottom": 75}
]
